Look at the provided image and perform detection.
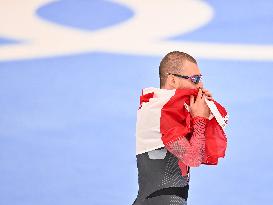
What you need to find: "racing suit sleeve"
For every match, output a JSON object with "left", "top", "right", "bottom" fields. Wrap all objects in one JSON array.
[{"left": 163, "top": 116, "right": 208, "bottom": 167}]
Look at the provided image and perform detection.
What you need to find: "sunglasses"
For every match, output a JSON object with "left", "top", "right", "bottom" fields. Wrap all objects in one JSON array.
[{"left": 166, "top": 72, "right": 202, "bottom": 84}]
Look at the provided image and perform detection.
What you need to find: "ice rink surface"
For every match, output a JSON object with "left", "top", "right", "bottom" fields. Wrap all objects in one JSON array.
[{"left": 0, "top": 0, "right": 273, "bottom": 204}]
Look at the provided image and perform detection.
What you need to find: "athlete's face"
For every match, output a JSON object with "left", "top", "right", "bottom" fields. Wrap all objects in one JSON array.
[{"left": 165, "top": 60, "right": 203, "bottom": 90}]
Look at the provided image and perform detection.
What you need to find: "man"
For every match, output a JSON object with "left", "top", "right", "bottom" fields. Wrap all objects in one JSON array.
[{"left": 132, "top": 51, "right": 215, "bottom": 205}]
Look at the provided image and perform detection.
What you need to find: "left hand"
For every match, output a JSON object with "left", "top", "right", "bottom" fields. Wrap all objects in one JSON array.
[{"left": 201, "top": 88, "right": 213, "bottom": 101}]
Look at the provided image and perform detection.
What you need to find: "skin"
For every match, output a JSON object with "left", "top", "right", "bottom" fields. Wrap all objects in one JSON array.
[{"left": 162, "top": 60, "right": 211, "bottom": 119}]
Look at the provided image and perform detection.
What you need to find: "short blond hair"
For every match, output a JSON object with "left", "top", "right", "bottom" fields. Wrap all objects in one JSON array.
[{"left": 159, "top": 51, "right": 197, "bottom": 88}]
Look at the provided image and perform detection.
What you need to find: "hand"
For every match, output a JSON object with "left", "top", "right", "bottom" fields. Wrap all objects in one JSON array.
[
  {"left": 190, "top": 88, "right": 210, "bottom": 119},
  {"left": 202, "top": 88, "right": 213, "bottom": 101}
]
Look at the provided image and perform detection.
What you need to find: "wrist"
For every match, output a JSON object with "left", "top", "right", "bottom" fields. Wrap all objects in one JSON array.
[
  {"left": 192, "top": 116, "right": 209, "bottom": 122},
  {"left": 192, "top": 116, "right": 209, "bottom": 132}
]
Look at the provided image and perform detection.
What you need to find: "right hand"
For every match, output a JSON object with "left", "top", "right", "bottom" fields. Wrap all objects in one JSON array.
[{"left": 189, "top": 88, "right": 210, "bottom": 119}]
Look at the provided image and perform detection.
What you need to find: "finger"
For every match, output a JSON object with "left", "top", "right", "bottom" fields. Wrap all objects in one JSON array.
[
  {"left": 190, "top": 95, "right": 194, "bottom": 106},
  {"left": 206, "top": 92, "right": 212, "bottom": 97},
  {"left": 196, "top": 88, "right": 203, "bottom": 101},
  {"left": 202, "top": 89, "right": 212, "bottom": 97},
  {"left": 203, "top": 91, "right": 211, "bottom": 97}
]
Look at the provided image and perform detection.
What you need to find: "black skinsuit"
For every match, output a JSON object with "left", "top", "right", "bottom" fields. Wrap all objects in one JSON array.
[{"left": 132, "top": 147, "right": 190, "bottom": 205}]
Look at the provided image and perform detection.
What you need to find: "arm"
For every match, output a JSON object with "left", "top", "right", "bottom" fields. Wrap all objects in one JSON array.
[{"left": 164, "top": 116, "right": 208, "bottom": 167}]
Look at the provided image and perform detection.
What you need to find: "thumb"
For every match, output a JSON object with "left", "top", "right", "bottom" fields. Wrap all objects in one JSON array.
[{"left": 190, "top": 95, "right": 194, "bottom": 106}]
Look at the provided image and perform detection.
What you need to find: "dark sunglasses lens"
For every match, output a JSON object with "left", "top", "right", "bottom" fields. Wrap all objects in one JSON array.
[{"left": 192, "top": 75, "right": 201, "bottom": 84}]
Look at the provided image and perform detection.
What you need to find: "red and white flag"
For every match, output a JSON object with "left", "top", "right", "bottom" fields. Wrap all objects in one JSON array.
[{"left": 136, "top": 87, "right": 228, "bottom": 165}]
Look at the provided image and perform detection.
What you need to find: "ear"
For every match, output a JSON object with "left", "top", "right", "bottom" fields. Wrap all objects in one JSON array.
[{"left": 166, "top": 74, "right": 177, "bottom": 89}]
